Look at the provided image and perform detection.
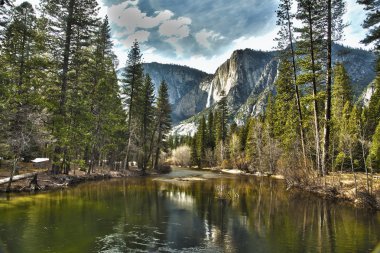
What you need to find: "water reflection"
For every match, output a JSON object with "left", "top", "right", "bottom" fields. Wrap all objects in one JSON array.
[{"left": 0, "top": 170, "right": 379, "bottom": 253}]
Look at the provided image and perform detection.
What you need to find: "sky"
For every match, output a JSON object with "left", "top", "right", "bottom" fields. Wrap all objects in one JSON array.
[{"left": 18, "top": 0, "right": 371, "bottom": 73}]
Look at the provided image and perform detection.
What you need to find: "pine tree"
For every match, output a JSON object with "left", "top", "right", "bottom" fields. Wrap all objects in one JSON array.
[
  {"left": 196, "top": 116, "right": 207, "bottom": 168},
  {"left": 265, "top": 94, "right": 276, "bottom": 139},
  {"left": 296, "top": 0, "right": 325, "bottom": 173},
  {"left": 0, "top": 2, "right": 51, "bottom": 189},
  {"left": 332, "top": 63, "right": 352, "bottom": 120},
  {"left": 321, "top": 0, "right": 346, "bottom": 176},
  {"left": 87, "top": 17, "right": 126, "bottom": 173},
  {"left": 276, "top": 0, "right": 307, "bottom": 164},
  {"left": 335, "top": 102, "right": 351, "bottom": 171},
  {"left": 246, "top": 118, "right": 265, "bottom": 172},
  {"left": 368, "top": 120, "right": 380, "bottom": 172},
  {"left": 347, "top": 105, "right": 360, "bottom": 195},
  {"left": 41, "top": 0, "right": 100, "bottom": 174},
  {"left": 153, "top": 80, "right": 171, "bottom": 170},
  {"left": 273, "top": 59, "right": 299, "bottom": 152},
  {"left": 357, "top": 0, "right": 380, "bottom": 51},
  {"left": 207, "top": 111, "right": 215, "bottom": 151},
  {"left": 140, "top": 74, "right": 155, "bottom": 173},
  {"left": 331, "top": 63, "right": 353, "bottom": 170},
  {"left": 121, "top": 40, "right": 144, "bottom": 169},
  {"left": 190, "top": 137, "right": 198, "bottom": 167}
]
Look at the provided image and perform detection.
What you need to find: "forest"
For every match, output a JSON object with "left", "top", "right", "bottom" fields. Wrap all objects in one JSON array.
[
  {"left": 0, "top": 0, "right": 171, "bottom": 191},
  {"left": 0, "top": 0, "right": 379, "bottom": 203}
]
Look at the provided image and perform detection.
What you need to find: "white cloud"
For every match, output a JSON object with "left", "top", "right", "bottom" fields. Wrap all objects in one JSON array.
[
  {"left": 158, "top": 17, "right": 192, "bottom": 39},
  {"left": 107, "top": 2, "right": 173, "bottom": 33},
  {"left": 165, "top": 37, "right": 184, "bottom": 55},
  {"left": 142, "top": 29, "right": 280, "bottom": 73},
  {"left": 232, "top": 30, "right": 279, "bottom": 52},
  {"left": 195, "top": 29, "right": 222, "bottom": 49},
  {"left": 143, "top": 50, "right": 231, "bottom": 74},
  {"left": 120, "top": 30, "right": 150, "bottom": 48}
]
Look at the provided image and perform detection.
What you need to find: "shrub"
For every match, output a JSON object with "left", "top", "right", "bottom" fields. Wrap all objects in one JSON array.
[{"left": 171, "top": 145, "right": 191, "bottom": 167}]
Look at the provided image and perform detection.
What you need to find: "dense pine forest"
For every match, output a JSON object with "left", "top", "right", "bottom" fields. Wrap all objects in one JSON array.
[{"left": 0, "top": 0, "right": 171, "bottom": 190}]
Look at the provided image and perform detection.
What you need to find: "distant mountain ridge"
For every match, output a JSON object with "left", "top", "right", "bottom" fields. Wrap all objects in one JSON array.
[{"left": 120, "top": 44, "right": 376, "bottom": 133}]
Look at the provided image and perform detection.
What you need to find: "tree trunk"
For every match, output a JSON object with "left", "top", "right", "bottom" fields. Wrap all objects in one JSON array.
[
  {"left": 307, "top": 5, "right": 322, "bottom": 174},
  {"left": 322, "top": 0, "right": 332, "bottom": 177},
  {"left": 349, "top": 149, "right": 357, "bottom": 197},
  {"left": 5, "top": 158, "right": 19, "bottom": 192},
  {"left": 124, "top": 72, "right": 138, "bottom": 170},
  {"left": 286, "top": 0, "right": 307, "bottom": 168},
  {"left": 52, "top": 0, "right": 75, "bottom": 175},
  {"left": 360, "top": 139, "right": 370, "bottom": 193},
  {"left": 29, "top": 174, "right": 40, "bottom": 191},
  {"left": 153, "top": 129, "right": 162, "bottom": 171},
  {"left": 1, "top": 172, "right": 41, "bottom": 186}
]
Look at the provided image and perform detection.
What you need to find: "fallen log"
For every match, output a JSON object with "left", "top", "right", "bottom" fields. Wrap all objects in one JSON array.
[{"left": 0, "top": 172, "right": 40, "bottom": 185}]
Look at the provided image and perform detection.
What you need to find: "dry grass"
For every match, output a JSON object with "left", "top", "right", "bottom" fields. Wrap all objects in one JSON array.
[{"left": 286, "top": 171, "right": 380, "bottom": 210}]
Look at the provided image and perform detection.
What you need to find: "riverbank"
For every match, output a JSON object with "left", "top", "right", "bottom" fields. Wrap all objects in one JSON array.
[
  {"left": 286, "top": 172, "right": 380, "bottom": 211},
  {"left": 202, "top": 167, "right": 380, "bottom": 210},
  {"left": 2, "top": 165, "right": 379, "bottom": 211},
  {"left": 0, "top": 167, "right": 143, "bottom": 193}
]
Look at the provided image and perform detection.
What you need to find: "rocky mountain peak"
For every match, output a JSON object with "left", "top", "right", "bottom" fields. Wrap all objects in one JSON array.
[{"left": 142, "top": 44, "right": 375, "bottom": 133}]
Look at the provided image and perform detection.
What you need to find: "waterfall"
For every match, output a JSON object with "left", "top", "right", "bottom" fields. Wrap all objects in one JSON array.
[{"left": 206, "top": 83, "right": 213, "bottom": 108}]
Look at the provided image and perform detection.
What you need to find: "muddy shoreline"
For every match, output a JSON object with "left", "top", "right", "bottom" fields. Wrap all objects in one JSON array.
[
  {"left": 208, "top": 167, "right": 380, "bottom": 211},
  {"left": 0, "top": 169, "right": 144, "bottom": 194}
]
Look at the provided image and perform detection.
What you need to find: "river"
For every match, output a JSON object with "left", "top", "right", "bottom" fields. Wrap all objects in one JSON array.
[{"left": 0, "top": 168, "right": 379, "bottom": 253}]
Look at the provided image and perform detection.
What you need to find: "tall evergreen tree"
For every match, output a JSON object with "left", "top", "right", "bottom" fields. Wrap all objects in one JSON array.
[
  {"left": 321, "top": 0, "right": 346, "bottom": 176},
  {"left": 273, "top": 59, "right": 299, "bottom": 152},
  {"left": 153, "top": 80, "right": 171, "bottom": 170},
  {"left": 140, "top": 74, "right": 155, "bottom": 173},
  {"left": 0, "top": 2, "right": 51, "bottom": 189},
  {"left": 276, "top": 0, "right": 307, "bottom": 164},
  {"left": 121, "top": 40, "right": 144, "bottom": 169},
  {"left": 87, "top": 17, "right": 126, "bottom": 173},
  {"left": 196, "top": 116, "right": 207, "bottom": 168},
  {"left": 41, "top": 0, "right": 100, "bottom": 174},
  {"left": 296, "top": 0, "right": 325, "bottom": 173},
  {"left": 332, "top": 63, "right": 352, "bottom": 124}
]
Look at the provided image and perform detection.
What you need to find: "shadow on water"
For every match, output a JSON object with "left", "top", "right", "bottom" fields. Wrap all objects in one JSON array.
[{"left": 0, "top": 168, "right": 379, "bottom": 253}]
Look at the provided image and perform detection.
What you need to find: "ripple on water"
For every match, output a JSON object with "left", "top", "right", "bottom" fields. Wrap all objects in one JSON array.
[{"left": 96, "top": 224, "right": 224, "bottom": 253}]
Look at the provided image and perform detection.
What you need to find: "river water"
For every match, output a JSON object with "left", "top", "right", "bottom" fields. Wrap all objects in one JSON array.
[{"left": 0, "top": 168, "right": 379, "bottom": 253}]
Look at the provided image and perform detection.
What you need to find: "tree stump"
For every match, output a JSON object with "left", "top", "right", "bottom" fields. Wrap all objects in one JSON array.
[{"left": 29, "top": 174, "right": 41, "bottom": 191}]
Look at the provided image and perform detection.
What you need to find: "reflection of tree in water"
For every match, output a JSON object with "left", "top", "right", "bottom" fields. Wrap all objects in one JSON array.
[{"left": 0, "top": 176, "right": 379, "bottom": 252}]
